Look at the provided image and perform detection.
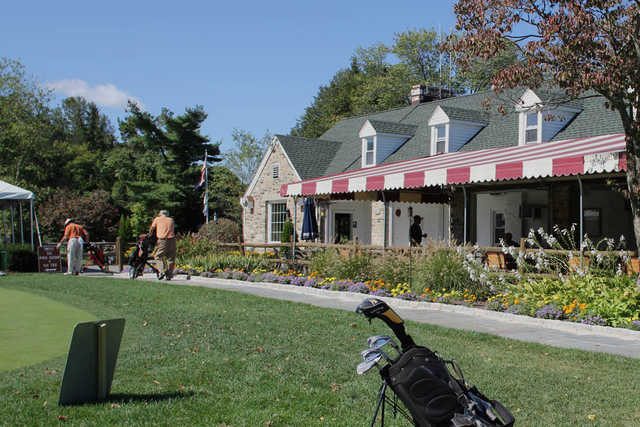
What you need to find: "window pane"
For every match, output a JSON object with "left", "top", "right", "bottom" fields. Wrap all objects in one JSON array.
[
  {"left": 526, "top": 112, "right": 538, "bottom": 126},
  {"left": 270, "top": 202, "right": 287, "bottom": 242},
  {"left": 366, "top": 151, "right": 374, "bottom": 165},
  {"left": 366, "top": 137, "right": 374, "bottom": 151},
  {"left": 436, "top": 125, "right": 446, "bottom": 138},
  {"left": 526, "top": 128, "right": 537, "bottom": 143},
  {"left": 436, "top": 140, "right": 446, "bottom": 154}
]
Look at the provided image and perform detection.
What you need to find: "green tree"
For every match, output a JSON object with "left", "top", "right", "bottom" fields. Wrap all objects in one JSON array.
[
  {"left": 392, "top": 28, "right": 441, "bottom": 83},
  {"left": 454, "top": 0, "right": 640, "bottom": 283},
  {"left": 291, "top": 63, "right": 363, "bottom": 138},
  {"left": 223, "top": 129, "right": 271, "bottom": 185},
  {"left": 37, "top": 189, "right": 119, "bottom": 241},
  {"left": 206, "top": 166, "right": 245, "bottom": 224},
  {"left": 0, "top": 58, "right": 58, "bottom": 186},
  {"left": 116, "top": 102, "right": 221, "bottom": 232}
]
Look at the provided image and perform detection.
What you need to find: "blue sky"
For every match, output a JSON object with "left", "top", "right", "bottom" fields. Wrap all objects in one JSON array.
[{"left": 3, "top": 0, "right": 457, "bottom": 154}]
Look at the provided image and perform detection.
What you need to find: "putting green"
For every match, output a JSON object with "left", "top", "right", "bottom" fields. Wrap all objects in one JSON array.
[{"left": 0, "top": 287, "right": 95, "bottom": 372}]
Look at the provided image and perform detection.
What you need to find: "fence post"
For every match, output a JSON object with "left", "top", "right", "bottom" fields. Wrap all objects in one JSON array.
[
  {"left": 115, "top": 237, "right": 122, "bottom": 272},
  {"left": 518, "top": 238, "right": 526, "bottom": 274}
]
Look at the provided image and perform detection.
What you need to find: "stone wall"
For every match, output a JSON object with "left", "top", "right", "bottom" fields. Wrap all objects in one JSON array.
[
  {"left": 370, "top": 201, "right": 385, "bottom": 246},
  {"left": 243, "top": 142, "right": 302, "bottom": 243}
]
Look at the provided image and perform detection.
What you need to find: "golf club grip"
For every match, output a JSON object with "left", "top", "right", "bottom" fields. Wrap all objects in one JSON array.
[{"left": 376, "top": 310, "right": 415, "bottom": 350}]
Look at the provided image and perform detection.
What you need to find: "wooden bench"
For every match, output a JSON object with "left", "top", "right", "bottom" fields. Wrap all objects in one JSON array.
[{"left": 486, "top": 251, "right": 506, "bottom": 270}]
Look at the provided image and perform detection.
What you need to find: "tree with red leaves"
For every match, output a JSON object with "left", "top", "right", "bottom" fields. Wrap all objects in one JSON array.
[{"left": 454, "top": 0, "right": 640, "bottom": 269}]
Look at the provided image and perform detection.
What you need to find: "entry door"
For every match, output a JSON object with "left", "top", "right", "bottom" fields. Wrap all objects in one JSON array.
[
  {"left": 492, "top": 211, "right": 506, "bottom": 245},
  {"left": 334, "top": 213, "right": 352, "bottom": 244}
]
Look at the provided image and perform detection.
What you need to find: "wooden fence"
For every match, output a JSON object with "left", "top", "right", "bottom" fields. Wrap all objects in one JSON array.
[{"left": 102, "top": 238, "right": 639, "bottom": 274}]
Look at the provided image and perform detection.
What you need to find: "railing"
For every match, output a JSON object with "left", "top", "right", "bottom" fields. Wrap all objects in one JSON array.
[{"left": 78, "top": 238, "right": 639, "bottom": 275}]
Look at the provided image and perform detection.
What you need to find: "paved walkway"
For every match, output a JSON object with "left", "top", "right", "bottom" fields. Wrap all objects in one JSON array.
[{"left": 100, "top": 270, "right": 640, "bottom": 359}]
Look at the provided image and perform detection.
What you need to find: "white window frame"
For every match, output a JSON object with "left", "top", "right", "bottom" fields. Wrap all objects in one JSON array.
[
  {"left": 267, "top": 201, "right": 287, "bottom": 243},
  {"left": 520, "top": 110, "right": 541, "bottom": 145},
  {"left": 272, "top": 163, "right": 280, "bottom": 179},
  {"left": 430, "top": 124, "right": 449, "bottom": 155},
  {"left": 362, "top": 136, "right": 376, "bottom": 167}
]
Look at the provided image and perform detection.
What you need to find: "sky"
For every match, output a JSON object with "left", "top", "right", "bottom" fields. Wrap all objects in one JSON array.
[{"left": 2, "top": 0, "right": 458, "bottom": 154}]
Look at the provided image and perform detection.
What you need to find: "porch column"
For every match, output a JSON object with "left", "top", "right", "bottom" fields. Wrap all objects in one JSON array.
[
  {"left": 462, "top": 186, "right": 467, "bottom": 245},
  {"left": 382, "top": 192, "right": 388, "bottom": 248},
  {"left": 30, "top": 199, "right": 34, "bottom": 249},
  {"left": 292, "top": 196, "right": 297, "bottom": 260},
  {"left": 577, "top": 176, "right": 583, "bottom": 249}
]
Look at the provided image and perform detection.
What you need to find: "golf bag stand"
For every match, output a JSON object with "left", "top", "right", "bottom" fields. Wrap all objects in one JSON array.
[{"left": 356, "top": 298, "right": 515, "bottom": 427}]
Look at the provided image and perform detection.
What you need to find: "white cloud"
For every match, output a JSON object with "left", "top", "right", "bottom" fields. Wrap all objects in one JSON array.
[{"left": 47, "top": 79, "right": 144, "bottom": 110}]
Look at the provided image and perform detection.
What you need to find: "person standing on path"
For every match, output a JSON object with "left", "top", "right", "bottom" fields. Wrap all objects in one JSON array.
[
  {"left": 409, "top": 215, "right": 427, "bottom": 247},
  {"left": 57, "top": 218, "right": 88, "bottom": 275},
  {"left": 149, "top": 210, "right": 176, "bottom": 280}
]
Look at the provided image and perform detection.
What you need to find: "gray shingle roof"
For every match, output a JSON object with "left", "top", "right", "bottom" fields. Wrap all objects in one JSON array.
[
  {"left": 275, "top": 135, "right": 342, "bottom": 180},
  {"left": 439, "top": 106, "right": 489, "bottom": 124},
  {"left": 368, "top": 120, "right": 418, "bottom": 136},
  {"left": 277, "top": 87, "right": 624, "bottom": 179}
]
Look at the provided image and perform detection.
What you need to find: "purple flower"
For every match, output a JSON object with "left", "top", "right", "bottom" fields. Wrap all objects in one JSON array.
[
  {"left": 347, "top": 282, "right": 369, "bottom": 293},
  {"left": 303, "top": 278, "right": 319, "bottom": 287},
  {"left": 580, "top": 314, "right": 607, "bottom": 326},
  {"left": 535, "top": 304, "right": 564, "bottom": 320},
  {"left": 370, "top": 289, "right": 389, "bottom": 297},
  {"left": 290, "top": 276, "right": 307, "bottom": 286},
  {"left": 396, "top": 291, "right": 417, "bottom": 301}
]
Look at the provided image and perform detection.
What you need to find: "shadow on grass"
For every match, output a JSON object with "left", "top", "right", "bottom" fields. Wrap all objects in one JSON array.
[{"left": 107, "top": 391, "right": 195, "bottom": 403}]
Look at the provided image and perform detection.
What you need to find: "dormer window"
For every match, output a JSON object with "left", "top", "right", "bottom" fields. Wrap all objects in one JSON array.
[
  {"left": 358, "top": 120, "right": 416, "bottom": 168},
  {"left": 517, "top": 88, "right": 581, "bottom": 146},
  {"left": 272, "top": 163, "right": 280, "bottom": 179},
  {"left": 364, "top": 137, "right": 375, "bottom": 166},
  {"left": 434, "top": 125, "right": 447, "bottom": 154},
  {"left": 428, "top": 105, "right": 486, "bottom": 155},
  {"left": 524, "top": 111, "right": 540, "bottom": 144}
]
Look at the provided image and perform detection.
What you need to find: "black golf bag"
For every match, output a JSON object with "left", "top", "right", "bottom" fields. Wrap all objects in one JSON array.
[
  {"left": 128, "top": 234, "right": 161, "bottom": 280},
  {"left": 357, "top": 298, "right": 515, "bottom": 427}
]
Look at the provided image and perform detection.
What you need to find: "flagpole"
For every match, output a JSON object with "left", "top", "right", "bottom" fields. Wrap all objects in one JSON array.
[{"left": 204, "top": 149, "right": 209, "bottom": 224}]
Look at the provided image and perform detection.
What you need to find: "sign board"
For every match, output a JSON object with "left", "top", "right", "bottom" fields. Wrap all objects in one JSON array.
[
  {"left": 38, "top": 245, "right": 61, "bottom": 273},
  {"left": 58, "top": 318, "right": 125, "bottom": 406}
]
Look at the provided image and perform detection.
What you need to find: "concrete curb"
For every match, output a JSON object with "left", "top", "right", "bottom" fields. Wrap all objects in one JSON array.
[{"left": 114, "top": 272, "right": 640, "bottom": 342}]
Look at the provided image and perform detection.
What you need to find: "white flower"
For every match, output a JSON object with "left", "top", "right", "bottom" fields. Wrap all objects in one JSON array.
[
  {"left": 538, "top": 227, "right": 545, "bottom": 235},
  {"left": 620, "top": 234, "right": 626, "bottom": 242},
  {"left": 528, "top": 230, "right": 535, "bottom": 239}
]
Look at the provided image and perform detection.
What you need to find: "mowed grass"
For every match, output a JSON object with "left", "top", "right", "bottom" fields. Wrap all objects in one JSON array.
[
  {"left": 0, "top": 274, "right": 639, "bottom": 426},
  {"left": 0, "top": 287, "right": 95, "bottom": 372}
]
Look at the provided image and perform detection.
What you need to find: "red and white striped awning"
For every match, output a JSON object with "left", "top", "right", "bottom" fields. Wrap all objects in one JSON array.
[{"left": 281, "top": 133, "right": 627, "bottom": 197}]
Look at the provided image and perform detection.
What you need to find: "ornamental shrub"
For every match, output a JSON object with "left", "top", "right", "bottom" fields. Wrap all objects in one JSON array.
[
  {"left": 498, "top": 274, "right": 640, "bottom": 327},
  {"left": 198, "top": 218, "right": 241, "bottom": 243},
  {"left": 413, "top": 248, "right": 480, "bottom": 296},
  {"left": 3, "top": 245, "right": 37, "bottom": 272}
]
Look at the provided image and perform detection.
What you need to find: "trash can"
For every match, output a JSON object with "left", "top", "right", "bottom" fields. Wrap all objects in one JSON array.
[{"left": 0, "top": 250, "right": 8, "bottom": 271}]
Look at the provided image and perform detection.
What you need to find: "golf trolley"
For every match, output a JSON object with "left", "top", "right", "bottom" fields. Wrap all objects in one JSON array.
[
  {"left": 355, "top": 298, "right": 515, "bottom": 427},
  {"left": 128, "top": 234, "right": 162, "bottom": 280}
]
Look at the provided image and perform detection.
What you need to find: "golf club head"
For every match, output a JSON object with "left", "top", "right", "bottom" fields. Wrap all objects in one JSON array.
[
  {"left": 361, "top": 347, "right": 392, "bottom": 363},
  {"left": 367, "top": 334, "right": 401, "bottom": 354},
  {"left": 356, "top": 356, "right": 382, "bottom": 375},
  {"left": 361, "top": 348, "right": 382, "bottom": 362}
]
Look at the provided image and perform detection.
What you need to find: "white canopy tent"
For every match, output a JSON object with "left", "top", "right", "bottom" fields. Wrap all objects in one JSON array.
[{"left": 0, "top": 180, "right": 36, "bottom": 249}]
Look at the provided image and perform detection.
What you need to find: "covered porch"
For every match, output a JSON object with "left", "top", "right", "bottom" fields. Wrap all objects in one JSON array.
[{"left": 282, "top": 133, "right": 633, "bottom": 249}]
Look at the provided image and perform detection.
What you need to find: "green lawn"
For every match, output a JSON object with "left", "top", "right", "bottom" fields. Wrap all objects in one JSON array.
[
  {"left": 0, "top": 274, "right": 639, "bottom": 426},
  {"left": 0, "top": 287, "right": 95, "bottom": 372}
]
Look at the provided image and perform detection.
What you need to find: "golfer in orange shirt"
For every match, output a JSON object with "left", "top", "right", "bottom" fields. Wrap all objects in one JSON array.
[
  {"left": 149, "top": 210, "right": 176, "bottom": 280},
  {"left": 57, "top": 218, "right": 88, "bottom": 275}
]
